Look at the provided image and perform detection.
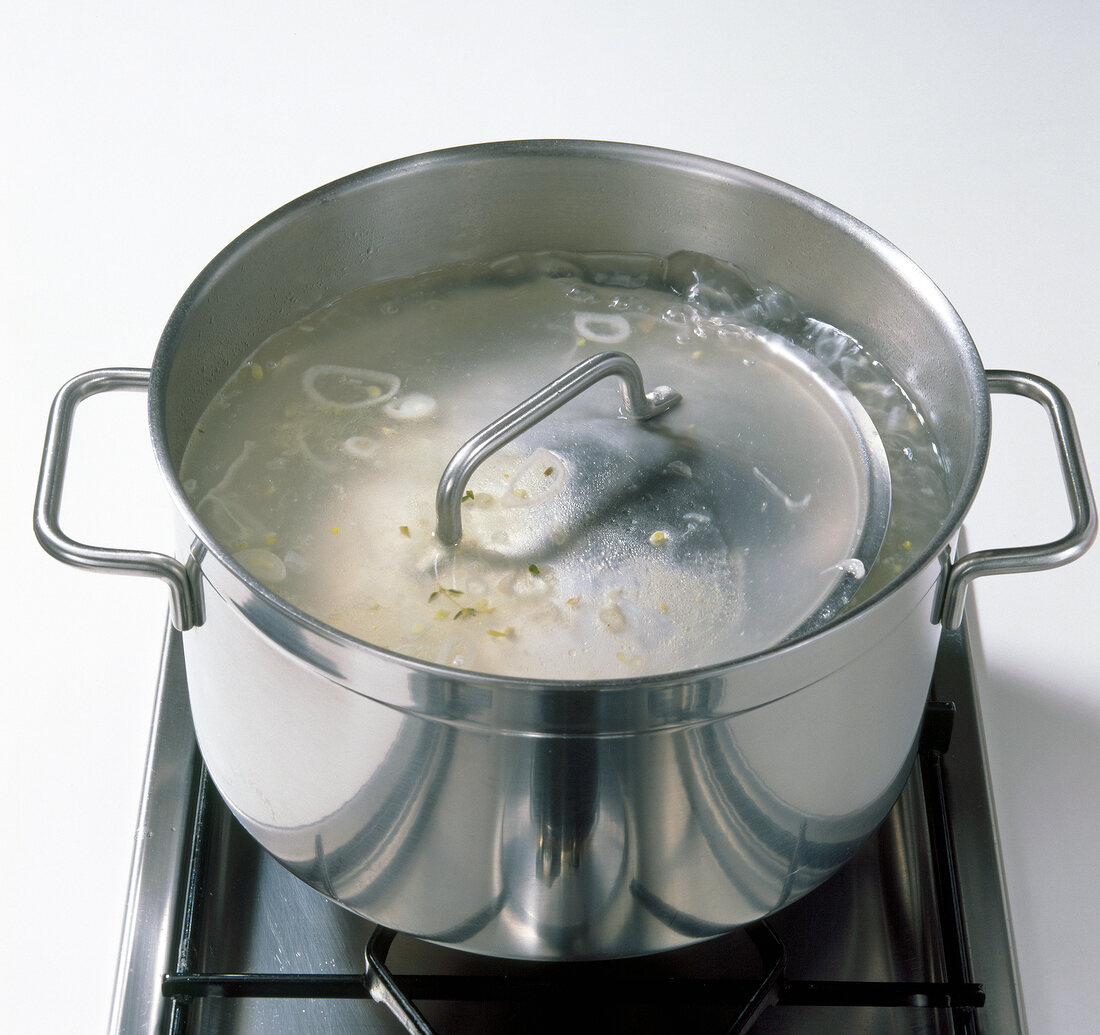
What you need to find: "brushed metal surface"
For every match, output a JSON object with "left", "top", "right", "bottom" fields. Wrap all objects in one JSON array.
[
  {"left": 110, "top": 615, "right": 1025, "bottom": 1033},
  {"left": 182, "top": 559, "right": 941, "bottom": 959},
  {"left": 108, "top": 628, "right": 200, "bottom": 1034},
  {"left": 149, "top": 143, "right": 984, "bottom": 956}
]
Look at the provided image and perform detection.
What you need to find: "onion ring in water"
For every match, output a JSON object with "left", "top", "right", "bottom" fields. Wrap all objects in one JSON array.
[
  {"left": 342, "top": 435, "right": 379, "bottom": 459},
  {"left": 574, "top": 311, "right": 630, "bottom": 345},
  {"left": 302, "top": 365, "right": 399, "bottom": 408}
]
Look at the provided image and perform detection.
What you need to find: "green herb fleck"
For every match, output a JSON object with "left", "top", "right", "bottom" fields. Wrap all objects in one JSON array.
[
  {"left": 453, "top": 607, "right": 478, "bottom": 620},
  {"left": 528, "top": 564, "right": 541, "bottom": 576},
  {"left": 461, "top": 490, "right": 475, "bottom": 502},
  {"left": 429, "top": 585, "right": 464, "bottom": 603}
]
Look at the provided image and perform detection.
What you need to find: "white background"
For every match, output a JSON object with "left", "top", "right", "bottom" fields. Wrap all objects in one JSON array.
[{"left": 3, "top": 2, "right": 1097, "bottom": 1031}]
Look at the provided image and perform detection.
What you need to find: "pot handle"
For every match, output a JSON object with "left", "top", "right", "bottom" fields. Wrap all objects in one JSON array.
[
  {"left": 33, "top": 368, "right": 203, "bottom": 631},
  {"left": 939, "top": 369, "right": 1096, "bottom": 629}
]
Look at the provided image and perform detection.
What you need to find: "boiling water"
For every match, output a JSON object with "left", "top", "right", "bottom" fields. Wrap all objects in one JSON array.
[{"left": 180, "top": 251, "right": 952, "bottom": 678}]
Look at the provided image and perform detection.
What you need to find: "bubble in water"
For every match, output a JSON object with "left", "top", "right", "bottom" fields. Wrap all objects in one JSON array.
[
  {"left": 830, "top": 558, "right": 866, "bottom": 580},
  {"left": 383, "top": 393, "right": 438, "bottom": 420}
]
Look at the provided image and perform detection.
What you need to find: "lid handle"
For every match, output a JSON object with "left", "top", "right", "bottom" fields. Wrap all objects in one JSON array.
[{"left": 435, "top": 351, "right": 681, "bottom": 546}]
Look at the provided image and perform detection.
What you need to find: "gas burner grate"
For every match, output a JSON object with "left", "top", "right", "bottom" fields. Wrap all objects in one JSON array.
[{"left": 161, "top": 700, "right": 984, "bottom": 1034}]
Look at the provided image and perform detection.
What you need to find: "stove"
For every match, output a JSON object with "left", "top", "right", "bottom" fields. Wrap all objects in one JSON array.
[{"left": 108, "top": 613, "right": 1026, "bottom": 1034}]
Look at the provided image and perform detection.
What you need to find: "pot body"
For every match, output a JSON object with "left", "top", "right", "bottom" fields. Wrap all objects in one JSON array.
[
  {"left": 151, "top": 142, "right": 991, "bottom": 959},
  {"left": 183, "top": 543, "right": 945, "bottom": 958}
]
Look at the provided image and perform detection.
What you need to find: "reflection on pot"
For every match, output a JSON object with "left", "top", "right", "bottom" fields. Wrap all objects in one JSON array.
[
  {"left": 497, "top": 732, "right": 631, "bottom": 956},
  {"left": 188, "top": 568, "right": 929, "bottom": 959}
]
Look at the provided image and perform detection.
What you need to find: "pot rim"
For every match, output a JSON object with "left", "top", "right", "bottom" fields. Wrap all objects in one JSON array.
[{"left": 149, "top": 139, "right": 989, "bottom": 689}]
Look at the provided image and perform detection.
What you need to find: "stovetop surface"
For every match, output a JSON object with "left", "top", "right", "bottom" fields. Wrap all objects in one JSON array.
[{"left": 111, "top": 620, "right": 1025, "bottom": 1034}]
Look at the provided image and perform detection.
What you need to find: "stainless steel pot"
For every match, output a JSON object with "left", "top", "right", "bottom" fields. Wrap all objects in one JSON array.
[{"left": 35, "top": 141, "right": 1095, "bottom": 960}]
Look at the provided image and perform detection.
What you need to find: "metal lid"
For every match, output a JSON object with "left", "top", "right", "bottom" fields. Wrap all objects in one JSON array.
[{"left": 435, "top": 345, "right": 891, "bottom": 665}]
